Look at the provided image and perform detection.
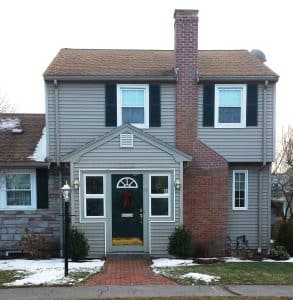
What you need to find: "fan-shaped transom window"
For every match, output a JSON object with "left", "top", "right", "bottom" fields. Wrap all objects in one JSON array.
[{"left": 116, "top": 177, "right": 138, "bottom": 189}]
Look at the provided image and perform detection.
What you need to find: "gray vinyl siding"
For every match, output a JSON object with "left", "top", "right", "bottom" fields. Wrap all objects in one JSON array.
[
  {"left": 75, "top": 223, "right": 105, "bottom": 258},
  {"left": 71, "top": 133, "right": 181, "bottom": 257},
  {"left": 45, "top": 82, "right": 176, "bottom": 161},
  {"left": 227, "top": 164, "right": 271, "bottom": 251},
  {"left": 198, "top": 83, "right": 275, "bottom": 162}
]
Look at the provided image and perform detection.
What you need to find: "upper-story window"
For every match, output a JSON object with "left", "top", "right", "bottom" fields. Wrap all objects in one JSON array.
[
  {"left": 215, "top": 84, "right": 247, "bottom": 128},
  {"left": 117, "top": 84, "right": 149, "bottom": 128}
]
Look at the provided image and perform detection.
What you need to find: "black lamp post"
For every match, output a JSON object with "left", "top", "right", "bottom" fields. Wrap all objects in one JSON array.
[{"left": 61, "top": 181, "right": 71, "bottom": 277}]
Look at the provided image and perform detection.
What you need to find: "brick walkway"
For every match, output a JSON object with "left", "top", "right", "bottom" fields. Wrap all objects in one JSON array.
[{"left": 82, "top": 258, "right": 177, "bottom": 286}]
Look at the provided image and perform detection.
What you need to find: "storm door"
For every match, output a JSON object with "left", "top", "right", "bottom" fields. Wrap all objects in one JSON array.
[{"left": 112, "top": 174, "right": 143, "bottom": 246}]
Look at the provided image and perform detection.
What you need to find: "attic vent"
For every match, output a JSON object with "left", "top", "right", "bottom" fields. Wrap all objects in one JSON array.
[{"left": 120, "top": 133, "right": 133, "bottom": 148}]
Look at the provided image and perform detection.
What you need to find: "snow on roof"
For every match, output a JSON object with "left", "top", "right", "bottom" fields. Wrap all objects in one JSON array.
[
  {"left": 27, "top": 127, "right": 46, "bottom": 162},
  {"left": 0, "top": 117, "right": 20, "bottom": 131}
]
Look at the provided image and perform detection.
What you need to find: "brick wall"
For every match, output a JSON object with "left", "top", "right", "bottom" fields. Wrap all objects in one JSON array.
[{"left": 174, "top": 9, "right": 228, "bottom": 256}]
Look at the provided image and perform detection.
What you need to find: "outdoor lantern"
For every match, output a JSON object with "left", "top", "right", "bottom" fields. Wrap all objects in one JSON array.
[
  {"left": 61, "top": 181, "right": 71, "bottom": 202},
  {"left": 175, "top": 179, "right": 181, "bottom": 190},
  {"left": 73, "top": 179, "right": 79, "bottom": 190}
]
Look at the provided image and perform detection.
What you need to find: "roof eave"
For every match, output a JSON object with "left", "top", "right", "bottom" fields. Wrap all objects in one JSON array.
[
  {"left": 199, "top": 74, "right": 279, "bottom": 82},
  {"left": 43, "top": 75, "right": 176, "bottom": 82},
  {"left": 0, "top": 161, "right": 49, "bottom": 168}
]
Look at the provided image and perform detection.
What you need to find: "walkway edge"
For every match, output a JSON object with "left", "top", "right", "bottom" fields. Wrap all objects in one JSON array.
[{"left": 1, "top": 285, "right": 293, "bottom": 300}]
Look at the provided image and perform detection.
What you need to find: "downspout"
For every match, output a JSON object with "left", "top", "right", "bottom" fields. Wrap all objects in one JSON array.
[
  {"left": 258, "top": 80, "right": 268, "bottom": 253},
  {"left": 179, "top": 161, "right": 184, "bottom": 225},
  {"left": 54, "top": 80, "right": 60, "bottom": 166}
]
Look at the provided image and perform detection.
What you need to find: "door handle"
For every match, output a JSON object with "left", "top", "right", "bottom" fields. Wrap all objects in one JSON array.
[{"left": 140, "top": 213, "right": 143, "bottom": 224}]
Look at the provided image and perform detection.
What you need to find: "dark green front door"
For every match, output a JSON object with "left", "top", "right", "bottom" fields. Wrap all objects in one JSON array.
[{"left": 112, "top": 174, "right": 143, "bottom": 245}]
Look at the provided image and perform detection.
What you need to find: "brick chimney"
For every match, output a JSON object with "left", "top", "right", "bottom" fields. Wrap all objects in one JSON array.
[
  {"left": 174, "top": 9, "right": 198, "bottom": 155},
  {"left": 174, "top": 9, "right": 229, "bottom": 256}
]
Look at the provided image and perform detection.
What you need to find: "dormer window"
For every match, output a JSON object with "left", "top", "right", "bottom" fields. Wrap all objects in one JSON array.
[{"left": 117, "top": 84, "right": 149, "bottom": 128}]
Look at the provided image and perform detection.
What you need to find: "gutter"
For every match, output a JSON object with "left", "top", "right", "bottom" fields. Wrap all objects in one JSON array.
[
  {"left": 0, "top": 161, "right": 49, "bottom": 168},
  {"left": 257, "top": 80, "right": 269, "bottom": 253},
  {"left": 54, "top": 80, "right": 60, "bottom": 166},
  {"left": 44, "top": 75, "right": 176, "bottom": 82},
  {"left": 199, "top": 75, "right": 279, "bottom": 83}
]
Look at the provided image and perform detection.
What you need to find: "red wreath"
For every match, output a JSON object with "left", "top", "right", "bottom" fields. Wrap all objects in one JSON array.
[{"left": 121, "top": 190, "right": 131, "bottom": 210}]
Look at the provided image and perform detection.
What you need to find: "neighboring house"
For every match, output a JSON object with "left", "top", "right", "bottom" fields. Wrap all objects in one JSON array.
[
  {"left": 0, "top": 9, "right": 278, "bottom": 257},
  {"left": 0, "top": 114, "right": 60, "bottom": 256},
  {"left": 271, "top": 173, "right": 293, "bottom": 222}
]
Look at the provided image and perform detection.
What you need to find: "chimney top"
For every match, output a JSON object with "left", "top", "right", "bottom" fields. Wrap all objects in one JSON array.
[{"left": 174, "top": 9, "right": 198, "bottom": 18}]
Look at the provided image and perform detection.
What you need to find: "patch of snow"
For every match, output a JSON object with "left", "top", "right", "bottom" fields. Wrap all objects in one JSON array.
[
  {"left": 181, "top": 272, "right": 220, "bottom": 283},
  {"left": 225, "top": 256, "right": 293, "bottom": 263},
  {"left": 0, "top": 118, "right": 20, "bottom": 131},
  {"left": 263, "top": 257, "right": 293, "bottom": 263},
  {"left": 0, "top": 258, "right": 104, "bottom": 286},
  {"left": 224, "top": 257, "right": 258, "bottom": 263},
  {"left": 27, "top": 127, "right": 46, "bottom": 161},
  {"left": 151, "top": 258, "right": 197, "bottom": 268}
]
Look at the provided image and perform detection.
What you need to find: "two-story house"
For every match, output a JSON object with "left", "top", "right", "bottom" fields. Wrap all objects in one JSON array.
[{"left": 0, "top": 9, "right": 278, "bottom": 258}]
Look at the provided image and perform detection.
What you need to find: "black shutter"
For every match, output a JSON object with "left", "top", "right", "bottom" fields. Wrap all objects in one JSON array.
[
  {"left": 203, "top": 84, "right": 215, "bottom": 126},
  {"left": 36, "top": 168, "right": 48, "bottom": 209},
  {"left": 246, "top": 84, "right": 258, "bottom": 126},
  {"left": 105, "top": 84, "right": 117, "bottom": 127},
  {"left": 149, "top": 84, "right": 161, "bottom": 127}
]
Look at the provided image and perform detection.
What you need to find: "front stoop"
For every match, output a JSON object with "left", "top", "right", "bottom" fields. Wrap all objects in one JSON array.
[{"left": 82, "top": 258, "right": 177, "bottom": 286}]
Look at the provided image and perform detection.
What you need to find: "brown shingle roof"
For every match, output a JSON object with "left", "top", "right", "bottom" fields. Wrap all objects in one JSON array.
[
  {"left": 0, "top": 114, "right": 45, "bottom": 163},
  {"left": 43, "top": 49, "right": 278, "bottom": 81}
]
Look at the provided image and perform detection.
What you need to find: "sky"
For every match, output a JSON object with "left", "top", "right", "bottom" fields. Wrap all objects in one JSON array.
[{"left": 0, "top": 0, "right": 291, "bottom": 144}]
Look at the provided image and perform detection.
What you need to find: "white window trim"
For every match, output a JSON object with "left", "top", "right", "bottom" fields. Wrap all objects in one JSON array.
[
  {"left": 232, "top": 170, "right": 248, "bottom": 210},
  {"left": 117, "top": 84, "right": 149, "bottom": 129},
  {"left": 149, "top": 174, "right": 171, "bottom": 217},
  {"left": 83, "top": 174, "right": 106, "bottom": 218},
  {"left": 215, "top": 84, "right": 247, "bottom": 128},
  {"left": 0, "top": 169, "right": 36, "bottom": 211}
]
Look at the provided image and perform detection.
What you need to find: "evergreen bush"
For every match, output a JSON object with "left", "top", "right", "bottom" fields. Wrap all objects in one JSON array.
[
  {"left": 269, "top": 245, "right": 290, "bottom": 260},
  {"left": 69, "top": 227, "right": 89, "bottom": 261},
  {"left": 168, "top": 225, "right": 193, "bottom": 258},
  {"left": 276, "top": 220, "right": 293, "bottom": 255}
]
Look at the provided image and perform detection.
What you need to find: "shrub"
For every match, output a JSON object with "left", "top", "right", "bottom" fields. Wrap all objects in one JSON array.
[
  {"left": 168, "top": 226, "right": 193, "bottom": 258},
  {"left": 18, "top": 227, "right": 50, "bottom": 259},
  {"left": 276, "top": 220, "right": 293, "bottom": 255},
  {"left": 269, "top": 246, "right": 290, "bottom": 260},
  {"left": 70, "top": 227, "right": 89, "bottom": 261}
]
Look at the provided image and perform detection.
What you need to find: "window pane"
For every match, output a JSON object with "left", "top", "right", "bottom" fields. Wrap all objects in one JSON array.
[
  {"left": 151, "top": 198, "right": 168, "bottom": 216},
  {"left": 219, "top": 89, "right": 241, "bottom": 107},
  {"left": 219, "top": 107, "right": 241, "bottom": 123},
  {"left": 151, "top": 176, "right": 168, "bottom": 194},
  {"left": 6, "top": 174, "right": 30, "bottom": 189},
  {"left": 122, "top": 89, "right": 144, "bottom": 107},
  {"left": 86, "top": 198, "right": 104, "bottom": 216},
  {"left": 86, "top": 176, "right": 103, "bottom": 194},
  {"left": 122, "top": 107, "right": 144, "bottom": 124},
  {"left": 7, "top": 191, "right": 31, "bottom": 206}
]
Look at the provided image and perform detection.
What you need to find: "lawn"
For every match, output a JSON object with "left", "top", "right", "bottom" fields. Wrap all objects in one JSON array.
[
  {"left": 0, "top": 270, "right": 23, "bottom": 287},
  {"left": 155, "top": 262, "right": 293, "bottom": 285}
]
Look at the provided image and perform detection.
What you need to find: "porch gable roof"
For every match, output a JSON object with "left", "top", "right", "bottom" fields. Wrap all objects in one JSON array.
[{"left": 61, "top": 124, "right": 192, "bottom": 163}]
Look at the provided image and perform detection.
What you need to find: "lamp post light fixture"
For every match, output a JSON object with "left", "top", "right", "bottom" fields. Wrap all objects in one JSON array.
[
  {"left": 73, "top": 179, "right": 79, "bottom": 190},
  {"left": 61, "top": 181, "right": 71, "bottom": 277},
  {"left": 175, "top": 179, "right": 181, "bottom": 191}
]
